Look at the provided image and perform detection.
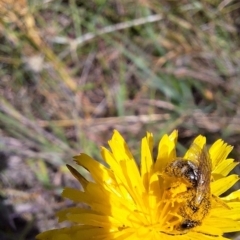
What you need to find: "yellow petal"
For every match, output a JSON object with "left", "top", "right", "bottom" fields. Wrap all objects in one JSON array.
[
  {"left": 36, "top": 231, "right": 72, "bottom": 240},
  {"left": 72, "top": 226, "right": 113, "bottom": 240},
  {"left": 66, "top": 164, "right": 88, "bottom": 189},
  {"left": 210, "top": 202, "right": 240, "bottom": 220},
  {"left": 101, "top": 145, "right": 145, "bottom": 210},
  {"left": 67, "top": 213, "right": 122, "bottom": 227},
  {"left": 63, "top": 185, "right": 139, "bottom": 226},
  {"left": 56, "top": 207, "right": 98, "bottom": 222},
  {"left": 212, "top": 159, "right": 238, "bottom": 178},
  {"left": 141, "top": 132, "right": 154, "bottom": 191},
  {"left": 211, "top": 175, "right": 239, "bottom": 196},
  {"left": 209, "top": 139, "right": 233, "bottom": 169},
  {"left": 155, "top": 131, "right": 178, "bottom": 172},
  {"left": 36, "top": 226, "right": 91, "bottom": 240},
  {"left": 195, "top": 223, "right": 223, "bottom": 236},
  {"left": 37, "top": 129, "right": 240, "bottom": 239},
  {"left": 169, "top": 130, "right": 178, "bottom": 143},
  {"left": 118, "top": 159, "right": 146, "bottom": 210},
  {"left": 108, "top": 130, "right": 134, "bottom": 163},
  {"left": 222, "top": 190, "right": 240, "bottom": 201},
  {"left": 204, "top": 217, "right": 240, "bottom": 233},
  {"left": 101, "top": 147, "right": 137, "bottom": 198},
  {"left": 184, "top": 135, "right": 206, "bottom": 159},
  {"left": 74, "top": 153, "right": 115, "bottom": 188}
]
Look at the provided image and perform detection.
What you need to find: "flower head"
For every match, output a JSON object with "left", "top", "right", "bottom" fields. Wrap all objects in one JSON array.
[{"left": 36, "top": 130, "right": 240, "bottom": 239}]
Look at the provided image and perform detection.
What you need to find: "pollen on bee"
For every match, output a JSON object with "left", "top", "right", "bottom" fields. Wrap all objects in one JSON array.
[{"left": 162, "top": 144, "right": 212, "bottom": 231}]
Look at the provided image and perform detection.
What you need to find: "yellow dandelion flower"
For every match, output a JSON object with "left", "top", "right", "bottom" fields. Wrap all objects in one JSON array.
[{"left": 36, "top": 130, "right": 240, "bottom": 240}]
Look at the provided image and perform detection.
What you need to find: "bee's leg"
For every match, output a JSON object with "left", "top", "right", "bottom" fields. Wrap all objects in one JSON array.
[{"left": 212, "top": 194, "right": 230, "bottom": 209}]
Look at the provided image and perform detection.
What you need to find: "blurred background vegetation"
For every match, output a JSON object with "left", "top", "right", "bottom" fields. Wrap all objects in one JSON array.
[{"left": 0, "top": 0, "right": 240, "bottom": 239}]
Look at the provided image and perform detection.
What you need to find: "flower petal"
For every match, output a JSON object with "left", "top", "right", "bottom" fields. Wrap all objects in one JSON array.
[
  {"left": 211, "top": 175, "right": 239, "bottom": 196},
  {"left": 204, "top": 217, "right": 240, "bottom": 233},
  {"left": 37, "top": 130, "right": 240, "bottom": 240},
  {"left": 222, "top": 190, "right": 240, "bottom": 201},
  {"left": 73, "top": 153, "right": 115, "bottom": 188},
  {"left": 57, "top": 207, "right": 99, "bottom": 222},
  {"left": 209, "top": 140, "right": 233, "bottom": 169},
  {"left": 184, "top": 135, "right": 206, "bottom": 159},
  {"left": 141, "top": 132, "right": 154, "bottom": 191},
  {"left": 212, "top": 159, "right": 238, "bottom": 178},
  {"left": 108, "top": 130, "right": 134, "bottom": 163},
  {"left": 67, "top": 213, "right": 122, "bottom": 227},
  {"left": 155, "top": 130, "right": 178, "bottom": 172},
  {"left": 210, "top": 202, "right": 240, "bottom": 220}
]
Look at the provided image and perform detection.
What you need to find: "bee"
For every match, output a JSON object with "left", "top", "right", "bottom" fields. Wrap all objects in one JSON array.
[{"left": 164, "top": 143, "right": 212, "bottom": 230}]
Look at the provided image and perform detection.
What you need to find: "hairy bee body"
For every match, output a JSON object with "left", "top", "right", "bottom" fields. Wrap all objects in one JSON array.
[{"left": 164, "top": 144, "right": 212, "bottom": 231}]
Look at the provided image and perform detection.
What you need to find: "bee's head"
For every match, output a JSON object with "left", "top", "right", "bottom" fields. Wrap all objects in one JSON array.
[{"left": 178, "top": 219, "right": 198, "bottom": 230}]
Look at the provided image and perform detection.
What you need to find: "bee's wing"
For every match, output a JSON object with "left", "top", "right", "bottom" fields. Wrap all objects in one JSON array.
[
  {"left": 187, "top": 143, "right": 212, "bottom": 169},
  {"left": 188, "top": 143, "right": 212, "bottom": 205}
]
